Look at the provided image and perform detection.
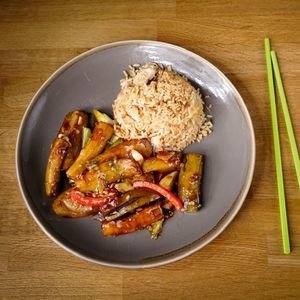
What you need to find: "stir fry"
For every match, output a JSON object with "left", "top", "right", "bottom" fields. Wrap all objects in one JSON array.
[{"left": 45, "top": 110, "right": 204, "bottom": 239}]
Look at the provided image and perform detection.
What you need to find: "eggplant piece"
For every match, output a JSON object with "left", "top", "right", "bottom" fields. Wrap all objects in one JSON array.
[
  {"left": 106, "top": 134, "right": 124, "bottom": 149},
  {"left": 114, "top": 180, "right": 134, "bottom": 193},
  {"left": 114, "top": 173, "right": 155, "bottom": 193},
  {"left": 148, "top": 219, "right": 164, "bottom": 239},
  {"left": 146, "top": 171, "right": 178, "bottom": 238},
  {"left": 72, "top": 173, "right": 105, "bottom": 193},
  {"left": 159, "top": 171, "right": 178, "bottom": 191},
  {"left": 142, "top": 151, "right": 182, "bottom": 173},
  {"left": 81, "top": 127, "right": 92, "bottom": 149},
  {"left": 45, "top": 137, "right": 70, "bottom": 196},
  {"left": 52, "top": 189, "right": 98, "bottom": 217},
  {"left": 101, "top": 204, "right": 164, "bottom": 236},
  {"left": 98, "top": 188, "right": 157, "bottom": 216},
  {"left": 61, "top": 111, "right": 89, "bottom": 170},
  {"left": 105, "top": 193, "right": 160, "bottom": 221},
  {"left": 132, "top": 172, "right": 155, "bottom": 183},
  {"left": 45, "top": 110, "right": 88, "bottom": 196},
  {"left": 145, "top": 171, "right": 179, "bottom": 238},
  {"left": 98, "top": 158, "right": 142, "bottom": 183},
  {"left": 92, "top": 109, "right": 114, "bottom": 125},
  {"left": 66, "top": 122, "right": 114, "bottom": 179},
  {"left": 178, "top": 153, "right": 203, "bottom": 212},
  {"left": 73, "top": 158, "right": 142, "bottom": 193},
  {"left": 89, "top": 138, "right": 152, "bottom": 166}
]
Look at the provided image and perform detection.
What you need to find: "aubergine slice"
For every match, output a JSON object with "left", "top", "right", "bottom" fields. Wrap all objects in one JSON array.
[
  {"left": 178, "top": 153, "right": 203, "bottom": 212},
  {"left": 101, "top": 204, "right": 164, "bottom": 237}
]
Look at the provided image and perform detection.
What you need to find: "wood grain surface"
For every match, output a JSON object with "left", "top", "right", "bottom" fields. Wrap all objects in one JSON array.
[{"left": 0, "top": 0, "right": 299, "bottom": 299}]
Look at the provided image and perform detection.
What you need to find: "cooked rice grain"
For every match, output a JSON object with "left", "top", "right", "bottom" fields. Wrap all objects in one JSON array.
[{"left": 113, "top": 63, "right": 212, "bottom": 152}]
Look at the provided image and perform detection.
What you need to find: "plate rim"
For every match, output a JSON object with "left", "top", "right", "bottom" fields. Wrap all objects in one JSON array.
[{"left": 15, "top": 40, "right": 256, "bottom": 269}]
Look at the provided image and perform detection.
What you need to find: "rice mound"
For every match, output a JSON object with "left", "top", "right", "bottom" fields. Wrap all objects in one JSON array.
[{"left": 113, "top": 63, "right": 212, "bottom": 152}]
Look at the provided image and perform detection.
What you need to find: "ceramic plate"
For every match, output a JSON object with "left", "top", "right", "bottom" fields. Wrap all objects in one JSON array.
[{"left": 16, "top": 41, "right": 255, "bottom": 268}]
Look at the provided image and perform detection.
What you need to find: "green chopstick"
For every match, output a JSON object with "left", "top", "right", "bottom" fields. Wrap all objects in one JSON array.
[
  {"left": 270, "top": 50, "right": 300, "bottom": 188},
  {"left": 264, "top": 38, "right": 290, "bottom": 255}
]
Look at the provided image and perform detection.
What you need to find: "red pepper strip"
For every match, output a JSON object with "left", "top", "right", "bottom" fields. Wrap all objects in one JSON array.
[
  {"left": 132, "top": 181, "right": 183, "bottom": 210},
  {"left": 70, "top": 190, "right": 114, "bottom": 207}
]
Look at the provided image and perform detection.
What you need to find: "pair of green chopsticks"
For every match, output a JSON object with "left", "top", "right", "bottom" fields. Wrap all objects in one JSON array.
[{"left": 264, "top": 38, "right": 300, "bottom": 255}]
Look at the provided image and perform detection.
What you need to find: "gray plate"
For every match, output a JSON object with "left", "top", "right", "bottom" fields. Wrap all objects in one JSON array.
[{"left": 16, "top": 41, "right": 255, "bottom": 268}]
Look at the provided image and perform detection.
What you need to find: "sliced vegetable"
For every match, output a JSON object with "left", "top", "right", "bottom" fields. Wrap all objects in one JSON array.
[
  {"left": 81, "top": 127, "right": 91, "bottom": 148},
  {"left": 105, "top": 193, "right": 160, "bottom": 221},
  {"left": 101, "top": 204, "right": 164, "bottom": 236},
  {"left": 90, "top": 138, "right": 152, "bottom": 166},
  {"left": 93, "top": 109, "right": 114, "bottom": 125},
  {"left": 114, "top": 180, "right": 134, "bottom": 193},
  {"left": 98, "top": 188, "right": 156, "bottom": 216},
  {"left": 73, "top": 158, "right": 142, "bottom": 192},
  {"left": 45, "top": 137, "right": 70, "bottom": 196},
  {"left": 72, "top": 174, "right": 105, "bottom": 193},
  {"left": 106, "top": 134, "right": 124, "bottom": 149},
  {"left": 66, "top": 121, "right": 114, "bottom": 179},
  {"left": 142, "top": 151, "right": 182, "bottom": 173},
  {"left": 45, "top": 110, "right": 89, "bottom": 195},
  {"left": 178, "top": 153, "right": 203, "bottom": 212},
  {"left": 52, "top": 189, "right": 98, "bottom": 218},
  {"left": 108, "top": 138, "right": 124, "bottom": 148},
  {"left": 159, "top": 171, "right": 178, "bottom": 191},
  {"left": 132, "top": 172, "right": 155, "bottom": 183},
  {"left": 133, "top": 181, "right": 183, "bottom": 210},
  {"left": 146, "top": 172, "right": 178, "bottom": 238},
  {"left": 61, "top": 111, "right": 89, "bottom": 170},
  {"left": 148, "top": 219, "right": 164, "bottom": 239},
  {"left": 70, "top": 190, "right": 116, "bottom": 207},
  {"left": 109, "top": 134, "right": 120, "bottom": 144}
]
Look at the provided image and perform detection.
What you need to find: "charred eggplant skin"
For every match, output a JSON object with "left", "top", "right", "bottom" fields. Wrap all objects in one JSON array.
[
  {"left": 105, "top": 193, "right": 160, "bottom": 221},
  {"left": 45, "top": 110, "right": 89, "bottom": 196},
  {"left": 178, "top": 153, "right": 203, "bottom": 212},
  {"left": 101, "top": 204, "right": 164, "bottom": 236},
  {"left": 45, "top": 138, "right": 70, "bottom": 197},
  {"left": 62, "top": 111, "right": 89, "bottom": 170}
]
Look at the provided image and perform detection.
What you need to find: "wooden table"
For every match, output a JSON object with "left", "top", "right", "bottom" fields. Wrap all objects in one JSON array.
[{"left": 1, "top": 1, "right": 299, "bottom": 299}]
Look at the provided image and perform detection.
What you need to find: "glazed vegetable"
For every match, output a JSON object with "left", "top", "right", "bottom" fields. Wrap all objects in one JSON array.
[
  {"left": 81, "top": 127, "right": 91, "bottom": 148},
  {"left": 69, "top": 189, "right": 117, "bottom": 207},
  {"left": 52, "top": 189, "right": 98, "bottom": 217},
  {"left": 89, "top": 139, "right": 152, "bottom": 166},
  {"left": 73, "top": 158, "right": 142, "bottom": 192},
  {"left": 114, "top": 180, "right": 134, "bottom": 193},
  {"left": 148, "top": 219, "right": 164, "bottom": 239},
  {"left": 106, "top": 134, "right": 124, "bottom": 149},
  {"left": 142, "top": 151, "right": 182, "bottom": 173},
  {"left": 147, "top": 172, "right": 178, "bottom": 239},
  {"left": 45, "top": 137, "right": 70, "bottom": 196},
  {"left": 61, "top": 111, "right": 89, "bottom": 170},
  {"left": 133, "top": 181, "right": 183, "bottom": 210},
  {"left": 178, "top": 153, "right": 203, "bottom": 212},
  {"left": 101, "top": 204, "right": 164, "bottom": 236},
  {"left": 45, "top": 109, "right": 207, "bottom": 239},
  {"left": 159, "top": 171, "right": 178, "bottom": 191},
  {"left": 105, "top": 193, "right": 160, "bottom": 221},
  {"left": 111, "top": 172, "right": 155, "bottom": 193},
  {"left": 98, "top": 188, "right": 156, "bottom": 216},
  {"left": 92, "top": 109, "right": 114, "bottom": 125},
  {"left": 66, "top": 121, "right": 114, "bottom": 179},
  {"left": 45, "top": 110, "right": 88, "bottom": 196}
]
